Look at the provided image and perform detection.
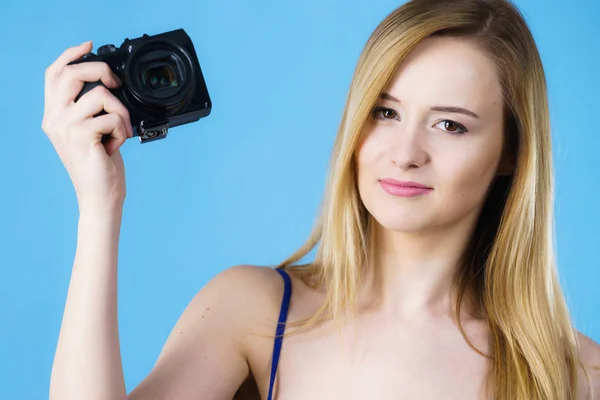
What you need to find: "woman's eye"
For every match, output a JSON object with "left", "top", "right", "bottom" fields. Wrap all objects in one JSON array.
[
  {"left": 435, "top": 120, "right": 468, "bottom": 135},
  {"left": 370, "top": 108, "right": 468, "bottom": 135},
  {"left": 371, "top": 106, "right": 399, "bottom": 120}
]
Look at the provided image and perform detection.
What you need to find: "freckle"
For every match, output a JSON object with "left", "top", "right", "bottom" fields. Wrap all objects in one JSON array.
[
  {"left": 202, "top": 316, "right": 204, "bottom": 318},
  {"left": 206, "top": 308, "right": 210, "bottom": 311}
]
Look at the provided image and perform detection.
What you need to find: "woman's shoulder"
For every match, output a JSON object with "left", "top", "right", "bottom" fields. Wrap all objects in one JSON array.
[
  {"left": 128, "top": 265, "right": 294, "bottom": 399},
  {"left": 203, "top": 264, "right": 313, "bottom": 327},
  {"left": 206, "top": 264, "right": 289, "bottom": 313},
  {"left": 576, "top": 330, "right": 600, "bottom": 369},
  {"left": 575, "top": 331, "right": 600, "bottom": 399}
]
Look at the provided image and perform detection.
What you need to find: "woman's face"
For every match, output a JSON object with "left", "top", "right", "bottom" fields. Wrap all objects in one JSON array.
[{"left": 356, "top": 36, "right": 512, "bottom": 234}]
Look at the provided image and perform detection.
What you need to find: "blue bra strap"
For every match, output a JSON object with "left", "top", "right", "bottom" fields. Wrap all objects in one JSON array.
[{"left": 266, "top": 268, "right": 292, "bottom": 400}]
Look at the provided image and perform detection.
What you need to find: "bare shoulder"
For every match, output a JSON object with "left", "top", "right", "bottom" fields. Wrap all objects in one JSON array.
[
  {"left": 188, "top": 264, "right": 289, "bottom": 338},
  {"left": 128, "top": 265, "right": 286, "bottom": 400},
  {"left": 576, "top": 330, "right": 600, "bottom": 399},
  {"left": 206, "top": 264, "right": 286, "bottom": 307}
]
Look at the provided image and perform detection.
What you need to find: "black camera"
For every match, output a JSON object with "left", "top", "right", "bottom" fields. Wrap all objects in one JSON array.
[{"left": 69, "top": 29, "right": 212, "bottom": 143}]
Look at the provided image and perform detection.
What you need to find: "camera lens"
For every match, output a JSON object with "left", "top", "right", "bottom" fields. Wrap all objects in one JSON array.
[
  {"left": 141, "top": 63, "right": 179, "bottom": 90},
  {"left": 136, "top": 56, "right": 183, "bottom": 96},
  {"left": 127, "top": 40, "right": 195, "bottom": 114}
]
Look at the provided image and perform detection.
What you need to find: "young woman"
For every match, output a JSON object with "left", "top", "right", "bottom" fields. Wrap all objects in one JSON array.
[{"left": 44, "top": 0, "right": 600, "bottom": 399}]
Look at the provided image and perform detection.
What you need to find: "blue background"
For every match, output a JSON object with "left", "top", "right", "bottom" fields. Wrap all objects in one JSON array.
[{"left": 0, "top": 0, "right": 598, "bottom": 398}]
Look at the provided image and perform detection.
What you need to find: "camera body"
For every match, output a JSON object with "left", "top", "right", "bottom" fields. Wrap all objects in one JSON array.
[{"left": 69, "top": 29, "right": 211, "bottom": 143}]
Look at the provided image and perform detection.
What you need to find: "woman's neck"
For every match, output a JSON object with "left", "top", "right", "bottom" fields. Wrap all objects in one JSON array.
[{"left": 359, "top": 213, "right": 482, "bottom": 321}]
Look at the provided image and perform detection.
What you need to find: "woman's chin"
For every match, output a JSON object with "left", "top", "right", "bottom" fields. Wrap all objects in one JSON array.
[{"left": 371, "top": 212, "right": 438, "bottom": 234}]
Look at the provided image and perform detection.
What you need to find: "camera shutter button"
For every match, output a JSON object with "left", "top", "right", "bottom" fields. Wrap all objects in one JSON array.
[{"left": 98, "top": 44, "right": 117, "bottom": 55}]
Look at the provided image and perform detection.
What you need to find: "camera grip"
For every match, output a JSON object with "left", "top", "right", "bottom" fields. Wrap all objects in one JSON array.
[
  {"left": 75, "top": 81, "right": 112, "bottom": 143},
  {"left": 75, "top": 81, "right": 106, "bottom": 103}
]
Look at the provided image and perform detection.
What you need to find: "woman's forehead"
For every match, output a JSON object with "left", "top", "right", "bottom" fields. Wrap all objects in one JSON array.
[{"left": 383, "top": 36, "right": 503, "bottom": 117}]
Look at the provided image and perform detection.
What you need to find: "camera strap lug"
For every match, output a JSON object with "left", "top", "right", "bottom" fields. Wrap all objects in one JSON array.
[{"left": 139, "top": 119, "right": 169, "bottom": 143}]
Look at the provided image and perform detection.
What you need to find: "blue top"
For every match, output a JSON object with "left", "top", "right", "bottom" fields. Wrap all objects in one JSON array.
[{"left": 266, "top": 268, "right": 292, "bottom": 400}]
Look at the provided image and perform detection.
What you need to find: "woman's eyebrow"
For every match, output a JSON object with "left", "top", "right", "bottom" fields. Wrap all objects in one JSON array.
[
  {"left": 379, "top": 92, "right": 480, "bottom": 119},
  {"left": 430, "top": 106, "right": 479, "bottom": 119},
  {"left": 379, "top": 92, "right": 401, "bottom": 103}
]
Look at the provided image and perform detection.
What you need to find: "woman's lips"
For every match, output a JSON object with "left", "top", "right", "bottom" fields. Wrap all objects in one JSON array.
[{"left": 379, "top": 178, "right": 433, "bottom": 197}]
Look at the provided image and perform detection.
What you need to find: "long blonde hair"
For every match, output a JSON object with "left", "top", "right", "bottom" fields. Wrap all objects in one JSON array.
[{"left": 274, "top": 0, "right": 596, "bottom": 398}]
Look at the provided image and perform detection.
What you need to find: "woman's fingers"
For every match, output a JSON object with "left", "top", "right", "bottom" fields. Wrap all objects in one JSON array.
[
  {"left": 80, "top": 113, "right": 129, "bottom": 156},
  {"left": 55, "top": 62, "right": 122, "bottom": 107},
  {"left": 69, "top": 85, "right": 133, "bottom": 137}
]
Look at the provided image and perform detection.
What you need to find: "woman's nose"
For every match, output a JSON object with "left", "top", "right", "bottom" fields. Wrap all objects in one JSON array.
[{"left": 387, "top": 124, "right": 430, "bottom": 170}]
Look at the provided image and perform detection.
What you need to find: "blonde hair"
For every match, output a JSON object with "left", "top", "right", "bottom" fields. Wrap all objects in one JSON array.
[{"left": 274, "top": 0, "right": 597, "bottom": 398}]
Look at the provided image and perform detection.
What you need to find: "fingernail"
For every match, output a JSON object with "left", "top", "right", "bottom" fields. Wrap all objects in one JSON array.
[{"left": 81, "top": 40, "right": 92, "bottom": 47}]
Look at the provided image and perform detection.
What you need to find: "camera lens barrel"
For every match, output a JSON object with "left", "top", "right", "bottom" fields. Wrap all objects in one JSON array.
[{"left": 126, "top": 40, "right": 195, "bottom": 114}]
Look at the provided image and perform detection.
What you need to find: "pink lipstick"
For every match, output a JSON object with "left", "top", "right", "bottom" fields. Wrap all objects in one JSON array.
[{"left": 379, "top": 178, "right": 433, "bottom": 197}]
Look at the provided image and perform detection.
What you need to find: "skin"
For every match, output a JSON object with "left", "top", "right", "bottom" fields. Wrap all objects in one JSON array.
[
  {"left": 47, "top": 38, "right": 600, "bottom": 400},
  {"left": 354, "top": 35, "right": 511, "bottom": 321},
  {"left": 256, "top": 35, "right": 515, "bottom": 399},
  {"left": 251, "top": 36, "right": 600, "bottom": 400}
]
